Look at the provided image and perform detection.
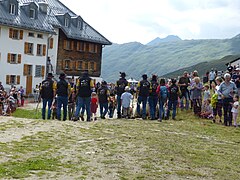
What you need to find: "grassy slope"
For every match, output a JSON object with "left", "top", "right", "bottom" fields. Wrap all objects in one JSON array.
[
  {"left": 0, "top": 110, "right": 239, "bottom": 179},
  {"left": 163, "top": 54, "right": 240, "bottom": 78},
  {"left": 102, "top": 38, "right": 240, "bottom": 82}
]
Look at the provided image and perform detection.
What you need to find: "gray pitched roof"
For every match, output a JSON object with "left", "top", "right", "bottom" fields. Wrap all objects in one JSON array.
[{"left": 0, "top": 0, "right": 112, "bottom": 45}]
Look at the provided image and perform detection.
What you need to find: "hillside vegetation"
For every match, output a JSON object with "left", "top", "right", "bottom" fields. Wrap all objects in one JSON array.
[{"left": 102, "top": 35, "right": 240, "bottom": 82}]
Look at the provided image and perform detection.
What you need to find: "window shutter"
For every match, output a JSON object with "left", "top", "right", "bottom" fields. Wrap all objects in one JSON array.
[
  {"left": 9, "top": 28, "right": 13, "bottom": 38},
  {"left": 17, "top": 76, "right": 20, "bottom": 85},
  {"left": 6, "top": 75, "right": 10, "bottom": 85},
  {"left": 7, "top": 53, "right": 11, "bottom": 63},
  {"left": 24, "top": 42, "right": 28, "bottom": 54},
  {"left": 19, "top": 30, "right": 23, "bottom": 40},
  {"left": 94, "top": 62, "right": 97, "bottom": 71},
  {"left": 23, "top": 64, "right": 28, "bottom": 76},
  {"left": 63, "top": 40, "right": 67, "bottom": 49},
  {"left": 62, "top": 60, "right": 65, "bottom": 69},
  {"left": 77, "top": 42, "right": 79, "bottom": 51},
  {"left": 41, "top": 66, "right": 45, "bottom": 77},
  {"left": 43, "top": 45, "right": 46, "bottom": 56},
  {"left": 50, "top": 38, "right": 54, "bottom": 49},
  {"left": 82, "top": 61, "right": 85, "bottom": 70},
  {"left": 17, "top": 54, "right": 21, "bottom": 64},
  {"left": 71, "top": 41, "right": 74, "bottom": 50}
]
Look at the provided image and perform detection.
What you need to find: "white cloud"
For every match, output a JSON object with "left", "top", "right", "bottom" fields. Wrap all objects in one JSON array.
[{"left": 59, "top": 0, "right": 240, "bottom": 44}]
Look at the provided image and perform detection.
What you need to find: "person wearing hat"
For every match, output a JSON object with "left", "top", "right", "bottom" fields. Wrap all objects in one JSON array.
[
  {"left": 56, "top": 73, "right": 71, "bottom": 121},
  {"left": 136, "top": 74, "right": 150, "bottom": 119},
  {"left": 178, "top": 71, "right": 190, "bottom": 111},
  {"left": 115, "top": 72, "right": 129, "bottom": 118},
  {"left": 148, "top": 75, "right": 159, "bottom": 120},
  {"left": 97, "top": 80, "right": 110, "bottom": 119},
  {"left": 40, "top": 73, "right": 56, "bottom": 120},
  {"left": 74, "top": 70, "right": 94, "bottom": 122}
]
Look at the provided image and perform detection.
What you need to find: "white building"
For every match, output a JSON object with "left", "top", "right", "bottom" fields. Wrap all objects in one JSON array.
[{"left": 0, "top": 0, "right": 111, "bottom": 95}]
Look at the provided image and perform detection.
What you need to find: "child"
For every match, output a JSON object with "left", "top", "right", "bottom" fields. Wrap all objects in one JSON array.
[
  {"left": 121, "top": 86, "right": 133, "bottom": 119},
  {"left": 68, "top": 88, "right": 76, "bottom": 120},
  {"left": 91, "top": 92, "right": 98, "bottom": 121},
  {"left": 231, "top": 94, "right": 239, "bottom": 127},
  {"left": 51, "top": 97, "right": 57, "bottom": 120},
  {"left": 203, "top": 85, "right": 211, "bottom": 102},
  {"left": 108, "top": 93, "right": 117, "bottom": 118},
  {"left": 200, "top": 99, "right": 213, "bottom": 119}
]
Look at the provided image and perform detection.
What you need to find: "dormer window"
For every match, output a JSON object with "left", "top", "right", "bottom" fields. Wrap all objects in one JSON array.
[
  {"left": 9, "top": 4, "right": 16, "bottom": 15},
  {"left": 78, "top": 20, "right": 83, "bottom": 29},
  {"left": 65, "top": 18, "right": 69, "bottom": 27},
  {"left": 29, "top": 8, "right": 35, "bottom": 19}
]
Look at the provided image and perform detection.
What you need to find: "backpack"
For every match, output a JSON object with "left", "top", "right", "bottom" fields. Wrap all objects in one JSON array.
[
  {"left": 41, "top": 79, "right": 53, "bottom": 99},
  {"left": 160, "top": 86, "right": 168, "bottom": 100}
]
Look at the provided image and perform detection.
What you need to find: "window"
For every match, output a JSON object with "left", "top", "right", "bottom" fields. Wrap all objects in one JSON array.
[
  {"left": 78, "top": 20, "right": 83, "bottom": 29},
  {"left": 65, "top": 18, "right": 69, "bottom": 27},
  {"left": 7, "top": 53, "right": 21, "bottom": 64},
  {"left": 28, "top": 32, "right": 34, "bottom": 37},
  {"left": 23, "top": 64, "right": 32, "bottom": 76},
  {"left": 6, "top": 75, "right": 20, "bottom": 85},
  {"left": 37, "top": 44, "right": 43, "bottom": 56},
  {"left": 63, "top": 40, "right": 74, "bottom": 50},
  {"left": 9, "top": 29, "right": 23, "bottom": 40},
  {"left": 35, "top": 65, "right": 45, "bottom": 77},
  {"left": 77, "top": 61, "right": 83, "bottom": 70},
  {"left": 29, "top": 9, "right": 35, "bottom": 19},
  {"left": 77, "top": 42, "right": 85, "bottom": 51},
  {"left": 10, "top": 54, "right": 17, "bottom": 64},
  {"left": 49, "top": 38, "right": 54, "bottom": 49},
  {"left": 85, "top": 62, "right": 88, "bottom": 70},
  {"left": 65, "top": 60, "right": 70, "bottom": 69},
  {"left": 37, "top": 34, "right": 43, "bottom": 38},
  {"left": 24, "top": 42, "right": 34, "bottom": 54},
  {"left": 9, "top": 4, "right": 16, "bottom": 15}
]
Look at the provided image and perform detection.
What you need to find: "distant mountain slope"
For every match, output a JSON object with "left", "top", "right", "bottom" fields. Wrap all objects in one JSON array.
[
  {"left": 163, "top": 55, "right": 240, "bottom": 78},
  {"left": 147, "top": 35, "right": 182, "bottom": 46},
  {"left": 102, "top": 35, "right": 240, "bottom": 82}
]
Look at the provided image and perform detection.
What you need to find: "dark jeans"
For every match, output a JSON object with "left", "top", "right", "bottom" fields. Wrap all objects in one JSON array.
[
  {"left": 223, "top": 98, "right": 233, "bottom": 126},
  {"left": 57, "top": 96, "right": 68, "bottom": 120},
  {"left": 68, "top": 103, "right": 75, "bottom": 120},
  {"left": 117, "top": 95, "right": 121, "bottom": 114},
  {"left": 137, "top": 96, "right": 148, "bottom": 118},
  {"left": 75, "top": 96, "right": 91, "bottom": 120},
  {"left": 159, "top": 99, "right": 167, "bottom": 120},
  {"left": 180, "top": 90, "right": 189, "bottom": 110},
  {"left": 109, "top": 107, "right": 115, "bottom": 118},
  {"left": 42, "top": 98, "right": 53, "bottom": 120},
  {"left": 148, "top": 96, "right": 158, "bottom": 119},
  {"left": 100, "top": 102, "right": 109, "bottom": 117},
  {"left": 167, "top": 100, "right": 178, "bottom": 119}
]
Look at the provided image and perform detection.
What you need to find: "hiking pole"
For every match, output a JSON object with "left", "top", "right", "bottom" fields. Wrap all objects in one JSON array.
[{"left": 35, "top": 96, "right": 41, "bottom": 118}]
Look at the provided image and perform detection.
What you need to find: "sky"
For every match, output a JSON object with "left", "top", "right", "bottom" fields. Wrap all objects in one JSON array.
[{"left": 59, "top": 0, "right": 240, "bottom": 44}]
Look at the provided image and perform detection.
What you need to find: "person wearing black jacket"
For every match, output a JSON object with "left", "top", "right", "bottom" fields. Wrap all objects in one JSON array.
[
  {"left": 56, "top": 73, "right": 70, "bottom": 121},
  {"left": 115, "top": 72, "right": 128, "bottom": 118},
  {"left": 97, "top": 81, "right": 110, "bottom": 119},
  {"left": 149, "top": 75, "right": 159, "bottom": 120},
  {"left": 74, "top": 71, "right": 94, "bottom": 122},
  {"left": 167, "top": 79, "right": 179, "bottom": 120},
  {"left": 40, "top": 73, "right": 56, "bottom": 120}
]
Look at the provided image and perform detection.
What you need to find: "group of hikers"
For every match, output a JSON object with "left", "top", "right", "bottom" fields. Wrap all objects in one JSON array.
[
  {"left": 0, "top": 82, "right": 25, "bottom": 116},
  {"left": 1, "top": 63, "right": 239, "bottom": 127}
]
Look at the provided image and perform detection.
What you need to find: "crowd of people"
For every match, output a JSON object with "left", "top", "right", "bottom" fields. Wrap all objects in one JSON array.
[
  {"left": 0, "top": 82, "right": 25, "bottom": 116},
  {"left": 1, "top": 63, "right": 240, "bottom": 128},
  {"left": 38, "top": 64, "right": 240, "bottom": 127}
]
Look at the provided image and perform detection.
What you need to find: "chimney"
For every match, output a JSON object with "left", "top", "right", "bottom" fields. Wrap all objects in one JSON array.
[{"left": 38, "top": 1, "right": 48, "bottom": 14}]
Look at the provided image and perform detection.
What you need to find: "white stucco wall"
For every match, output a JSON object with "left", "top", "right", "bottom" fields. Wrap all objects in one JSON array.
[{"left": 0, "top": 25, "right": 58, "bottom": 93}]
